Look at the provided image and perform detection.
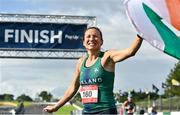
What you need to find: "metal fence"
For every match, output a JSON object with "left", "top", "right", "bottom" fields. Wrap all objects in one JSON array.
[{"left": 137, "top": 96, "right": 180, "bottom": 112}]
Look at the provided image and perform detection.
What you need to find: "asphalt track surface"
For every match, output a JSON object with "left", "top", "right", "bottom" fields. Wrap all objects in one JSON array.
[
  {"left": 0, "top": 104, "right": 53, "bottom": 115},
  {"left": 24, "top": 104, "right": 53, "bottom": 115}
]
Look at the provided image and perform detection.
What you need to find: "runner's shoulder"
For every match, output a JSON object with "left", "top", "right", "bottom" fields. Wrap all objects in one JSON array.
[
  {"left": 103, "top": 49, "right": 117, "bottom": 57},
  {"left": 78, "top": 56, "right": 86, "bottom": 63},
  {"left": 76, "top": 56, "right": 86, "bottom": 67}
]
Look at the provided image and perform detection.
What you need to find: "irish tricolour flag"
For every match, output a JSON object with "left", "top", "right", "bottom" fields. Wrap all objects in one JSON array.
[{"left": 124, "top": 0, "right": 180, "bottom": 59}]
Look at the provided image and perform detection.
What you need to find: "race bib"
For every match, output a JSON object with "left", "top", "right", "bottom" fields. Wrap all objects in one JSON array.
[{"left": 80, "top": 85, "right": 98, "bottom": 103}]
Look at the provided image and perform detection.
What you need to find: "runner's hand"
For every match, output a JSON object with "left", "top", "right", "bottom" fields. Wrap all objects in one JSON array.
[{"left": 43, "top": 105, "right": 57, "bottom": 113}]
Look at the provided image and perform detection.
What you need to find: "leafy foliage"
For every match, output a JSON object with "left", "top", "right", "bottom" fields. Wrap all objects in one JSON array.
[
  {"left": 39, "top": 91, "right": 53, "bottom": 102},
  {"left": 165, "top": 61, "right": 180, "bottom": 96},
  {"left": 0, "top": 94, "right": 14, "bottom": 101},
  {"left": 16, "top": 94, "right": 33, "bottom": 101}
]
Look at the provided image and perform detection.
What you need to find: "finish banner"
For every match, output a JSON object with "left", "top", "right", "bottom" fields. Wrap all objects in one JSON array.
[{"left": 0, "top": 22, "right": 87, "bottom": 50}]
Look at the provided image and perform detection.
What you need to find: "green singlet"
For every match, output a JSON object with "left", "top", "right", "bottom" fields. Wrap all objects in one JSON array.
[{"left": 79, "top": 52, "right": 116, "bottom": 113}]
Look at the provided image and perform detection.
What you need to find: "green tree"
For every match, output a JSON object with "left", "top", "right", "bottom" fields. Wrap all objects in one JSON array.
[
  {"left": 165, "top": 61, "right": 180, "bottom": 96},
  {"left": 4, "top": 94, "right": 14, "bottom": 101},
  {"left": 39, "top": 91, "right": 53, "bottom": 102},
  {"left": 16, "top": 94, "right": 33, "bottom": 101}
]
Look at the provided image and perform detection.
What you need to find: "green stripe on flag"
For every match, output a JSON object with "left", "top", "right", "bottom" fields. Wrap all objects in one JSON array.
[{"left": 143, "top": 3, "right": 180, "bottom": 59}]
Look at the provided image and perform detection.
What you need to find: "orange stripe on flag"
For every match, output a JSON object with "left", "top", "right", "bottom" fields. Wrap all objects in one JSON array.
[{"left": 166, "top": 0, "right": 180, "bottom": 30}]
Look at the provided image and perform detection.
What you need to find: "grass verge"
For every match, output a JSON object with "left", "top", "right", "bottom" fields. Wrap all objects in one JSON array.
[{"left": 54, "top": 105, "right": 76, "bottom": 115}]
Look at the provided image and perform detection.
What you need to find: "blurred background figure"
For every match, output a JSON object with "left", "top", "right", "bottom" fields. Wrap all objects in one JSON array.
[
  {"left": 123, "top": 96, "right": 136, "bottom": 115},
  {"left": 15, "top": 100, "right": 25, "bottom": 115},
  {"left": 148, "top": 101, "right": 157, "bottom": 115}
]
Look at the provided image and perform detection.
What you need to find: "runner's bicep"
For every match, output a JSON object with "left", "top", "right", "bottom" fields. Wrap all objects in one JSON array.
[{"left": 107, "top": 49, "right": 131, "bottom": 63}]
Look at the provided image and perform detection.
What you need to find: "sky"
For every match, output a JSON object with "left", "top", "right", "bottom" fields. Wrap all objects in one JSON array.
[{"left": 0, "top": 0, "right": 178, "bottom": 99}]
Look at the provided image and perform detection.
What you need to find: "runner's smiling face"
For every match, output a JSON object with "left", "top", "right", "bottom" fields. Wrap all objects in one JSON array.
[{"left": 83, "top": 28, "right": 103, "bottom": 51}]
